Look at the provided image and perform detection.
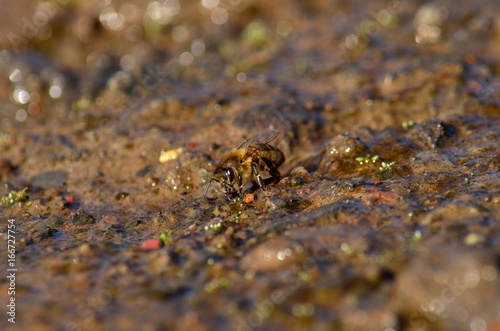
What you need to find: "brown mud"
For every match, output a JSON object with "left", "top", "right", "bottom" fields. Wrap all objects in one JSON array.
[{"left": 1, "top": 0, "right": 499, "bottom": 330}]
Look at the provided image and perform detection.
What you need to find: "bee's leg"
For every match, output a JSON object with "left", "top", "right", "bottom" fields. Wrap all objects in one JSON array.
[
  {"left": 260, "top": 158, "right": 281, "bottom": 185},
  {"left": 252, "top": 163, "right": 266, "bottom": 190},
  {"left": 267, "top": 167, "right": 282, "bottom": 185},
  {"left": 237, "top": 173, "right": 243, "bottom": 197}
]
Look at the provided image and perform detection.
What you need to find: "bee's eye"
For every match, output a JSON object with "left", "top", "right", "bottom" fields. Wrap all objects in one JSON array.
[{"left": 225, "top": 168, "right": 235, "bottom": 183}]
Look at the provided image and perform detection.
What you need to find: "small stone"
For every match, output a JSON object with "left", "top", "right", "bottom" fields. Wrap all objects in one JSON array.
[
  {"left": 141, "top": 238, "right": 164, "bottom": 251},
  {"left": 64, "top": 195, "right": 75, "bottom": 203},
  {"left": 264, "top": 197, "right": 287, "bottom": 211},
  {"left": 290, "top": 166, "right": 309, "bottom": 176},
  {"left": 44, "top": 215, "right": 64, "bottom": 228},
  {"left": 98, "top": 215, "right": 121, "bottom": 229},
  {"left": 464, "top": 233, "right": 485, "bottom": 246},
  {"left": 29, "top": 226, "right": 56, "bottom": 242},
  {"left": 71, "top": 208, "right": 96, "bottom": 226},
  {"left": 27, "top": 215, "right": 63, "bottom": 243},
  {"left": 242, "top": 193, "right": 254, "bottom": 204},
  {"left": 79, "top": 243, "right": 94, "bottom": 257}
]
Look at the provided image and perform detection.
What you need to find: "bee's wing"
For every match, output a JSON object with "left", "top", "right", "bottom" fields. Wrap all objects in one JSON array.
[{"left": 237, "top": 130, "right": 280, "bottom": 150}]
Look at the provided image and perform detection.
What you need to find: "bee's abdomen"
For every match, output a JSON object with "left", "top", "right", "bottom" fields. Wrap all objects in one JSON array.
[{"left": 254, "top": 144, "right": 285, "bottom": 167}]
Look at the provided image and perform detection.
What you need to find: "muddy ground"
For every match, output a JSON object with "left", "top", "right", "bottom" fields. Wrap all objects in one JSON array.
[{"left": 1, "top": 0, "right": 499, "bottom": 330}]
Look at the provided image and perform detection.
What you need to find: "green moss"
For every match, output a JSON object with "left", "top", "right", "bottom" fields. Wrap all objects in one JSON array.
[
  {"left": 1, "top": 187, "right": 29, "bottom": 206},
  {"left": 0, "top": 132, "right": 10, "bottom": 145},
  {"left": 379, "top": 161, "right": 396, "bottom": 171},
  {"left": 204, "top": 221, "right": 223, "bottom": 232},
  {"left": 204, "top": 277, "right": 232, "bottom": 293},
  {"left": 405, "top": 230, "right": 423, "bottom": 242},
  {"left": 402, "top": 120, "right": 415, "bottom": 130},
  {"left": 356, "top": 154, "right": 380, "bottom": 165},
  {"left": 72, "top": 97, "right": 90, "bottom": 111},
  {"left": 340, "top": 242, "right": 354, "bottom": 255},
  {"left": 156, "top": 230, "right": 173, "bottom": 245},
  {"left": 242, "top": 20, "right": 269, "bottom": 47},
  {"left": 298, "top": 271, "right": 312, "bottom": 283},
  {"left": 292, "top": 303, "right": 315, "bottom": 317}
]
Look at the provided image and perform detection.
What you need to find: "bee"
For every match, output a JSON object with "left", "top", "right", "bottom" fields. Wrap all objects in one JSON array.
[{"left": 204, "top": 130, "right": 285, "bottom": 199}]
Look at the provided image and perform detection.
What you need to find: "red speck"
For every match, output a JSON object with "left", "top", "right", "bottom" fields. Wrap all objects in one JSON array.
[
  {"left": 242, "top": 193, "right": 255, "bottom": 204},
  {"left": 464, "top": 54, "right": 476, "bottom": 65},
  {"left": 64, "top": 195, "right": 75, "bottom": 203},
  {"left": 188, "top": 142, "right": 197, "bottom": 149},
  {"left": 141, "top": 238, "right": 163, "bottom": 251}
]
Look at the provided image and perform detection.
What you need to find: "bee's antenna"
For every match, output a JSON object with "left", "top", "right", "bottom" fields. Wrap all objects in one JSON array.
[{"left": 203, "top": 178, "right": 217, "bottom": 198}]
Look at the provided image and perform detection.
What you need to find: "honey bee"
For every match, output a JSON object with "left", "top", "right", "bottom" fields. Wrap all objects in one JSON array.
[{"left": 204, "top": 130, "right": 285, "bottom": 198}]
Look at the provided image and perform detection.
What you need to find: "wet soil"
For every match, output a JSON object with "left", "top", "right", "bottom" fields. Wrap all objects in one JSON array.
[{"left": 1, "top": 0, "right": 500, "bottom": 330}]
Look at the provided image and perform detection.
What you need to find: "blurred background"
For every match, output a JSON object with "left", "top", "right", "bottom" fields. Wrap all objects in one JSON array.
[
  {"left": 1, "top": 0, "right": 498, "bottom": 128},
  {"left": 1, "top": 1, "right": 499, "bottom": 331}
]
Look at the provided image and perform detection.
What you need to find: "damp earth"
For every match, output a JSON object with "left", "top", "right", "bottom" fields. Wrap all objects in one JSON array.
[{"left": 1, "top": 0, "right": 499, "bottom": 330}]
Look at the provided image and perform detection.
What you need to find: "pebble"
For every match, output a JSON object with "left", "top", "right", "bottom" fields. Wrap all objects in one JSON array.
[
  {"left": 463, "top": 233, "right": 485, "bottom": 245},
  {"left": 141, "top": 238, "right": 164, "bottom": 251},
  {"left": 44, "top": 215, "right": 64, "bottom": 228},
  {"left": 242, "top": 193, "right": 254, "bottom": 204},
  {"left": 98, "top": 215, "right": 121, "bottom": 229},
  {"left": 71, "top": 208, "right": 96, "bottom": 226},
  {"left": 26, "top": 215, "right": 64, "bottom": 243},
  {"left": 28, "top": 225, "right": 56, "bottom": 243}
]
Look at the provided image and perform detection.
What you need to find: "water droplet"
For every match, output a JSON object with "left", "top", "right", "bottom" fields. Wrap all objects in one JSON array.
[
  {"left": 49, "top": 85, "right": 62, "bottom": 99},
  {"left": 120, "top": 54, "right": 136, "bottom": 70},
  {"left": 191, "top": 39, "right": 205, "bottom": 56},
  {"left": 179, "top": 52, "right": 194, "bottom": 66},
  {"left": 211, "top": 7, "right": 228, "bottom": 25},
  {"left": 470, "top": 317, "right": 487, "bottom": 331},
  {"left": 9, "top": 69, "right": 22, "bottom": 82},
  {"left": 100, "top": 8, "right": 125, "bottom": 31},
  {"left": 172, "top": 25, "right": 189, "bottom": 42},
  {"left": 276, "top": 20, "right": 292, "bottom": 37},
  {"left": 202, "top": 0, "right": 219, "bottom": 10},
  {"left": 236, "top": 72, "right": 247, "bottom": 82},
  {"left": 13, "top": 88, "right": 30, "bottom": 104},
  {"left": 16, "top": 109, "right": 28, "bottom": 122},
  {"left": 147, "top": 0, "right": 180, "bottom": 24},
  {"left": 481, "top": 265, "right": 497, "bottom": 281},
  {"left": 126, "top": 25, "right": 143, "bottom": 42},
  {"left": 120, "top": 3, "right": 138, "bottom": 22},
  {"left": 463, "top": 270, "right": 481, "bottom": 288}
]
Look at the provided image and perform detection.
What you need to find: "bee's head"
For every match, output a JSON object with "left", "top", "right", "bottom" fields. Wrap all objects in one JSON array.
[
  {"left": 219, "top": 167, "right": 236, "bottom": 184},
  {"left": 204, "top": 167, "right": 239, "bottom": 198}
]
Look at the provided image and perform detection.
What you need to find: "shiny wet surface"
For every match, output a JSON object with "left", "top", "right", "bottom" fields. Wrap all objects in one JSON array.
[{"left": 0, "top": 1, "right": 499, "bottom": 330}]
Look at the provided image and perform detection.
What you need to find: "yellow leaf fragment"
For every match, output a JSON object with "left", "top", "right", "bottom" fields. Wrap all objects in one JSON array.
[{"left": 159, "top": 147, "right": 184, "bottom": 163}]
